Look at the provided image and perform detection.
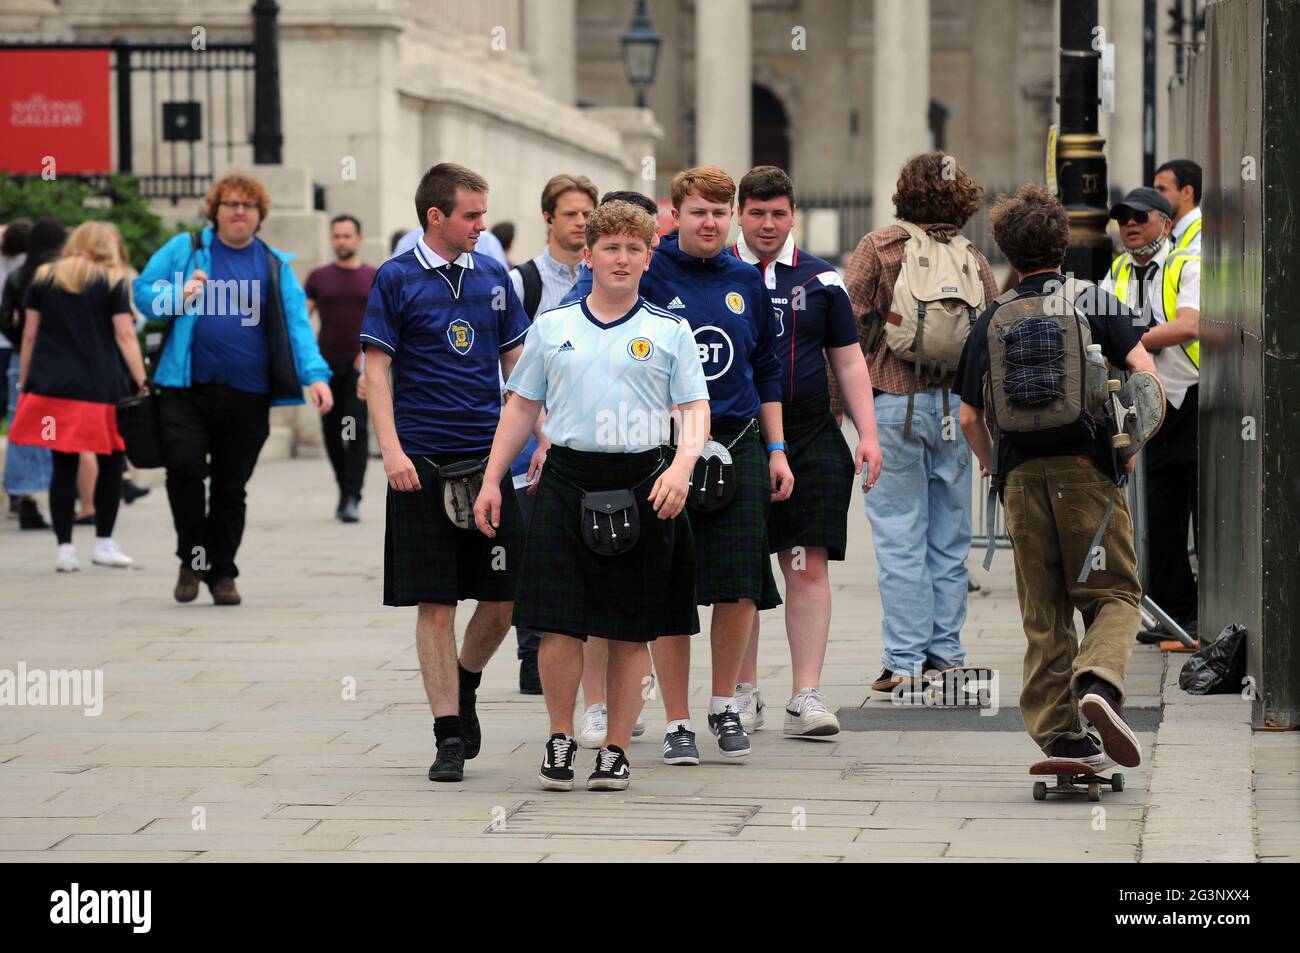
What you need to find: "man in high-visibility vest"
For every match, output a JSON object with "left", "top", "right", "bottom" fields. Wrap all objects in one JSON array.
[
  {"left": 1154, "top": 159, "right": 1202, "bottom": 255},
  {"left": 1099, "top": 186, "right": 1201, "bottom": 640}
]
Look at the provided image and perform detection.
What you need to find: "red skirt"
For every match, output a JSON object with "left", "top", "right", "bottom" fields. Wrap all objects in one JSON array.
[{"left": 8, "top": 393, "right": 125, "bottom": 455}]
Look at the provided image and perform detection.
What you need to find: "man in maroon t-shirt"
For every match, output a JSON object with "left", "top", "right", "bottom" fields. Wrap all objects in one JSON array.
[{"left": 306, "top": 215, "right": 377, "bottom": 522}]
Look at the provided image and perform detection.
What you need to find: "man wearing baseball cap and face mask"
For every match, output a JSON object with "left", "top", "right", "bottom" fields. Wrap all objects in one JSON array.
[{"left": 1099, "top": 186, "right": 1202, "bottom": 642}]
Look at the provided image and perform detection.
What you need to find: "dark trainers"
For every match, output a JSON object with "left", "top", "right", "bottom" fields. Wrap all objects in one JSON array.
[
  {"left": 1046, "top": 733, "right": 1113, "bottom": 772},
  {"left": 460, "top": 691, "right": 481, "bottom": 760},
  {"left": 518, "top": 651, "right": 542, "bottom": 695},
  {"left": 662, "top": 725, "right": 700, "bottom": 765},
  {"left": 209, "top": 577, "right": 242, "bottom": 606},
  {"left": 539, "top": 733, "right": 576, "bottom": 791},
  {"left": 707, "top": 708, "right": 751, "bottom": 759},
  {"left": 337, "top": 495, "right": 360, "bottom": 523},
  {"left": 121, "top": 479, "right": 151, "bottom": 504},
  {"left": 428, "top": 737, "right": 466, "bottom": 782},
  {"left": 174, "top": 566, "right": 202, "bottom": 603},
  {"left": 587, "top": 745, "right": 631, "bottom": 791},
  {"left": 1079, "top": 679, "right": 1142, "bottom": 767},
  {"left": 18, "top": 497, "right": 49, "bottom": 531},
  {"left": 872, "top": 668, "right": 915, "bottom": 693}
]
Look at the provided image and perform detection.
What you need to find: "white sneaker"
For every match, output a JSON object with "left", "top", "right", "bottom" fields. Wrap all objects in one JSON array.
[
  {"left": 633, "top": 710, "right": 646, "bottom": 737},
  {"left": 91, "top": 537, "right": 133, "bottom": 568},
  {"left": 55, "top": 544, "right": 79, "bottom": 573},
  {"left": 576, "top": 703, "right": 608, "bottom": 749},
  {"left": 734, "top": 682, "right": 765, "bottom": 731},
  {"left": 783, "top": 687, "right": 840, "bottom": 737}
]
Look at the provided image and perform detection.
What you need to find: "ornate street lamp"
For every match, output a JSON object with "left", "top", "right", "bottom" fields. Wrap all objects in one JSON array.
[{"left": 621, "top": 0, "right": 661, "bottom": 108}]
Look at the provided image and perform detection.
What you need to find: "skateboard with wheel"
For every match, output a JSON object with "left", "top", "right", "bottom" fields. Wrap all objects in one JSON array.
[
  {"left": 1029, "top": 759, "right": 1126, "bottom": 802},
  {"left": 1106, "top": 371, "right": 1165, "bottom": 462}
]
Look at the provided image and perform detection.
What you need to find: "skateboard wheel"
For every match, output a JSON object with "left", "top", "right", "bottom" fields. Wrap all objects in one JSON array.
[
  {"left": 1032, "top": 781, "right": 1047, "bottom": 801},
  {"left": 1087, "top": 782, "right": 1101, "bottom": 801},
  {"left": 1107, "top": 379, "right": 1121, "bottom": 392},
  {"left": 1111, "top": 773, "right": 1125, "bottom": 792},
  {"left": 1112, "top": 434, "right": 1131, "bottom": 449}
]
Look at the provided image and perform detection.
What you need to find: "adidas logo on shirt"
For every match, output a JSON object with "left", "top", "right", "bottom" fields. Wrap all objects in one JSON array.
[
  {"left": 666, "top": 297, "right": 686, "bottom": 310},
  {"left": 557, "top": 340, "right": 575, "bottom": 352}
]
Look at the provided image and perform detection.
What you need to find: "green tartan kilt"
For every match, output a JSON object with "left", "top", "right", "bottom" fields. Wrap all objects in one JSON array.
[
  {"left": 768, "top": 402, "right": 856, "bottom": 561},
  {"left": 513, "top": 446, "right": 700, "bottom": 642},
  {"left": 383, "top": 453, "right": 522, "bottom": 607},
  {"left": 688, "top": 423, "right": 782, "bottom": 610}
]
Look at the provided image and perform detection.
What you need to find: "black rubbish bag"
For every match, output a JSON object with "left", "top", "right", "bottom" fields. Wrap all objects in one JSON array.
[{"left": 1177, "top": 623, "right": 1248, "bottom": 695}]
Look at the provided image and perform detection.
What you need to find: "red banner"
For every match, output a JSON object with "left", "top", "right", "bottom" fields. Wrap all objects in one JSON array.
[{"left": 0, "top": 50, "right": 113, "bottom": 175}]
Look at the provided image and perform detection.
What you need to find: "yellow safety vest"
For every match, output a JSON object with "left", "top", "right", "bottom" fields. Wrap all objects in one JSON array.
[
  {"left": 1109, "top": 250, "right": 1200, "bottom": 368},
  {"left": 1173, "top": 215, "right": 1201, "bottom": 253}
]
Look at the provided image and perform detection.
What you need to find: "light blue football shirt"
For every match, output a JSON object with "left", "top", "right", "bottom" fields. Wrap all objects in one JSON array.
[{"left": 506, "top": 295, "right": 710, "bottom": 453}]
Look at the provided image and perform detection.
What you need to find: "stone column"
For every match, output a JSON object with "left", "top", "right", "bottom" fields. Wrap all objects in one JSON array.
[
  {"left": 524, "top": 0, "right": 576, "bottom": 105},
  {"left": 583, "top": 106, "right": 665, "bottom": 192},
  {"left": 872, "top": 0, "right": 930, "bottom": 228},
  {"left": 694, "top": 0, "right": 751, "bottom": 188}
]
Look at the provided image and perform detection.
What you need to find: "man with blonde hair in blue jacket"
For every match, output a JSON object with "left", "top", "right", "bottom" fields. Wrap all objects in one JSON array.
[{"left": 134, "top": 171, "right": 333, "bottom": 606}]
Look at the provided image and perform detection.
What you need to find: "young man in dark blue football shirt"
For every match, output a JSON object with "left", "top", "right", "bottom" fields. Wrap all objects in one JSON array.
[
  {"left": 643, "top": 166, "right": 794, "bottom": 764},
  {"left": 730, "top": 166, "right": 883, "bottom": 738},
  {"left": 361, "top": 162, "right": 534, "bottom": 783}
]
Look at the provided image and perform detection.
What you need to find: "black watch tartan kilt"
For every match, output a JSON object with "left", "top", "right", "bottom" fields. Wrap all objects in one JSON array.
[
  {"left": 768, "top": 394, "right": 856, "bottom": 561},
  {"left": 688, "top": 423, "right": 782, "bottom": 610},
  {"left": 383, "top": 452, "right": 522, "bottom": 607},
  {"left": 513, "top": 446, "right": 700, "bottom": 642}
]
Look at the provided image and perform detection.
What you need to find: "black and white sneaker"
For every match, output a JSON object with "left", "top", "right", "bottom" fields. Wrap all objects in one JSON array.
[
  {"left": 587, "top": 745, "right": 631, "bottom": 791},
  {"left": 538, "top": 733, "right": 576, "bottom": 791},
  {"left": 662, "top": 725, "right": 700, "bottom": 765},
  {"left": 707, "top": 708, "right": 751, "bottom": 759}
]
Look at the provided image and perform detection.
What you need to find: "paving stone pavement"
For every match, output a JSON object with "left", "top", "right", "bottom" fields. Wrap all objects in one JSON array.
[{"left": 0, "top": 452, "right": 1276, "bottom": 863}]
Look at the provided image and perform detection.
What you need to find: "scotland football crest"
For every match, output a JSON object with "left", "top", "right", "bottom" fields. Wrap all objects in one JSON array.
[{"left": 447, "top": 320, "right": 475, "bottom": 355}]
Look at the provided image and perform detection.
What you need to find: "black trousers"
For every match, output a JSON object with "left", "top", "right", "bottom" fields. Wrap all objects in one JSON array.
[
  {"left": 159, "top": 384, "right": 270, "bottom": 580},
  {"left": 50, "top": 450, "right": 122, "bottom": 545},
  {"left": 320, "top": 360, "right": 367, "bottom": 500},
  {"left": 1144, "top": 385, "right": 1198, "bottom": 622}
]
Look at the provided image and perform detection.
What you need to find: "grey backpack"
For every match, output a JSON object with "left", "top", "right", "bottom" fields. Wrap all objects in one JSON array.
[{"left": 983, "top": 277, "right": 1095, "bottom": 446}]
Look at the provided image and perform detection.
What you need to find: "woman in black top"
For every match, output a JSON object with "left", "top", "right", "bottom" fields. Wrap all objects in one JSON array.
[{"left": 10, "top": 221, "right": 147, "bottom": 572}]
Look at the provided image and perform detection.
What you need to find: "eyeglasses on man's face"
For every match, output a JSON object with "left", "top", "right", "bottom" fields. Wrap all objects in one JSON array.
[
  {"left": 219, "top": 200, "right": 258, "bottom": 212},
  {"left": 1109, "top": 208, "right": 1149, "bottom": 226}
]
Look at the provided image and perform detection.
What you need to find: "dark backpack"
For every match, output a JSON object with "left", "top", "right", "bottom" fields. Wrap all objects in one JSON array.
[{"left": 517, "top": 258, "right": 543, "bottom": 320}]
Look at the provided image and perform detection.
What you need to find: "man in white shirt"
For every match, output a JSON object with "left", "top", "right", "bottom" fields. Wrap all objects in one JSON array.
[
  {"left": 1100, "top": 186, "right": 1201, "bottom": 639},
  {"left": 1154, "top": 159, "right": 1202, "bottom": 255}
]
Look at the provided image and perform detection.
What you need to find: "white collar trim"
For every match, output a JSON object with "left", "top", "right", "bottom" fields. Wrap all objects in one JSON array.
[
  {"left": 735, "top": 231, "right": 795, "bottom": 267},
  {"left": 414, "top": 236, "right": 474, "bottom": 270}
]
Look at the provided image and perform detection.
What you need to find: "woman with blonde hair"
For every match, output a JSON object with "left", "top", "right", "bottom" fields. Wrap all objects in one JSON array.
[{"left": 9, "top": 220, "right": 148, "bottom": 571}]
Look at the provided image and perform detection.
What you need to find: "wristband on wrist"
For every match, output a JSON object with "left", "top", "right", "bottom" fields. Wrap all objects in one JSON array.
[{"left": 766, "top": 441, "right": 787, "bottom": 454}]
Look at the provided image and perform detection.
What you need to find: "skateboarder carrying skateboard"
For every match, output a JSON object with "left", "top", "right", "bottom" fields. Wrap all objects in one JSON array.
[{"left": 953, "top": 185, "right": 1162, "bottom": 772}]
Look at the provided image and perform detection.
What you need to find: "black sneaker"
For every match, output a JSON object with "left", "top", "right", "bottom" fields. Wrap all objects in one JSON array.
[
  {"left": 707, "top": 708, "right": 751, "bottom": 759},
  {"left": 18, "top": 497, "right": 49, "bottom": 531},
  {"left": 662, "top": 725, "right": 700, "bottom": 765},
  {"left": 538, "top": 733, "right": 576, "bottom": 791},
  {"left": 460, "top": 692, "right": 481, "bottom": 760},
  {"left": 1079, "top": 678, "right": 1141, "bottom": 768},
  {"left": 428, "top": 737, "right": 465, "bottom": 782},
  {"left": 337, "top": 495, "right": 360, "bottom": 523},
  {"left": 871, "top": 668, "right": 914, "bottom": 693},
  {"left": 587, "top": 745, "right": 631, "bottom": 791},
  {"left": 1046, "top": 733, "right": 1112, "bottom": 772},
  {"left": 518, "top": 651, "right": 542, "bottom": 695},
  {"left": 121, "top": 479, "right": 151, "bottom": 504}
]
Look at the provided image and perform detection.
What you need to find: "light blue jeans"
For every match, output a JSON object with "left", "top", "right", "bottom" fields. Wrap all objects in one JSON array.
[
  {"left": 863, "top": 389, "right": 971, "bottom": 674},
  {"left": 5, "top": 351, "right": 52, "bottom": 496}
]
